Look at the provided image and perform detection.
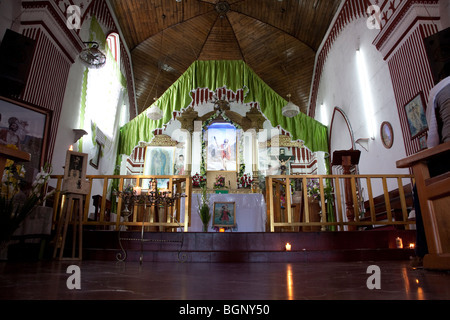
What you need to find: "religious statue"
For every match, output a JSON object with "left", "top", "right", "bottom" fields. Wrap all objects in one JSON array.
[{"left": 278, "top": 156, "right": 291, "bottom": 175}]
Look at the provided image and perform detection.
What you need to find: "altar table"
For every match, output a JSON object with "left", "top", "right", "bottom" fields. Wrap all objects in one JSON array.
[{"left": 180, "top": 193, "right": 266, "bottom": 232}]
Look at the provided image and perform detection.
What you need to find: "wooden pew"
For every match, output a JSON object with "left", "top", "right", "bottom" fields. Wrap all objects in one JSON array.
[
  {"left": 396, "top": 141, "right": 450, "bottom": 270},
  {"left": 361, "top": 184, "right": 414, "bottom": 230}
]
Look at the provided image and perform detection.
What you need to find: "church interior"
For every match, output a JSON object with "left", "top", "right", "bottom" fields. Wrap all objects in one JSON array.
[{"left": 1, "top": 0, "right": 450, "bottom": 303}]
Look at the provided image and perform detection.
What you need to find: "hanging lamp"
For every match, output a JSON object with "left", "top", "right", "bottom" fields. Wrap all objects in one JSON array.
[
  {"left": 79, "top": 42, "right": 106, "bottom": 69},
  {"left": 282, "top": 94, "right": 300, "bottom": 118},
  {"left": 146, "top": 98, "right": 163, "bottom": 120}
]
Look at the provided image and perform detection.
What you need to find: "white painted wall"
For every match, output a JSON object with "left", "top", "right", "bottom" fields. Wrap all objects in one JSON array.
[
  {"left": 315, "top": 18, "right": 409, "bottom": 177},
  {"left": 51, "top": 17, "right": 130, "bottom": 206}
]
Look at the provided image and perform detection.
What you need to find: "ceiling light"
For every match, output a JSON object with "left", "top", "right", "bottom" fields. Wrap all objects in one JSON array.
[
  {"left": 282, "top": 94, "right": 299, "bottom": 117},
  {"left": 146, "top": 105, "right": 163, "bottom": 120},
  {"left": 79, "top": 42, "right": 106, "bottom": 69}
]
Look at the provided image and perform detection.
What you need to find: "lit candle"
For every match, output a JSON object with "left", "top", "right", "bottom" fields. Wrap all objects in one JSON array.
[
  {"left": 69, "top": 145, "right": 73, "bottom": 151},
  {"left": 285, "top": 243, "right": 292, "bottom": 251},
  {"left": 409, "top": 243, "right": 415, "bottom": 249},
  {"left": 219, "top": 228, "right": 225, "bottom": 233},
  {"left": 396, "top": 237, "right": 403, "bottom": 249}
]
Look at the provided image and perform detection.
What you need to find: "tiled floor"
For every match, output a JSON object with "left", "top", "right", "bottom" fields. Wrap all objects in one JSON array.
[{"left": 1, "top": 260, "right": 450, "bottom": 301}]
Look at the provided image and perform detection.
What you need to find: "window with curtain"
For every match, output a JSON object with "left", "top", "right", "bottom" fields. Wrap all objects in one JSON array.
[{"left": 84, "top": 32, "right": 123, "bottom": 139}]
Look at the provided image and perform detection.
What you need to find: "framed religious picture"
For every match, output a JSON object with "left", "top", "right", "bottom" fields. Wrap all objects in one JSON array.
[
  {"left": 418, "top": 134, "right": 428, "bottom": 150},
  {"left": 404, "top": 93, "right": 428, "bottom": 139},
  {"left": 143, "top": 146, "right": 175, "bottom": 189},
  {"left": 206, "top": 122, "right": 237, "bottom": 171},
  {"left": 89, "top": 139, "right": 102, "bottom": 169},
  {"left": 62, "top": 150, "right": 90, "bottom": 194},
  {"left": 380, "top": 121, "right": 394, "bottom": 149},
  {"left": 173, "top": 147, "right": 185, "bottom": 175},
  {"left": 0, "top": 96, "right": 50, "bottom": 188},
  {"left": 213, "top": 201, "right": 236, "bottom": 228}
]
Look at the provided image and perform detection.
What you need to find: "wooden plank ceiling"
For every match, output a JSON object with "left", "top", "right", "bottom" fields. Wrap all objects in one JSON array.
[{"left": 110, "top": 0, "right": 341, "bottom": 116}]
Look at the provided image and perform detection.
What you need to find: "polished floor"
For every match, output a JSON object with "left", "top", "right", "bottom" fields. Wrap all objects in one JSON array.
[{"left": 1, "top": 260, "right": 450, "bottom": 301}]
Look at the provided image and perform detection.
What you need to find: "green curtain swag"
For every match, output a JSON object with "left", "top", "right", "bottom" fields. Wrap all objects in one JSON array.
[{"left": 118, "top": 60, "right": 329, "bottom": 167}]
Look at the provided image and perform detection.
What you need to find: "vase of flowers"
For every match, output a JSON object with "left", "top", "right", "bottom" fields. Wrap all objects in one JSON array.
[
  {"left": 214, "top": 175, "right": 226, "bottom": 189},
  {"left": 238, "top": 173, "right": 253, "bottom": 189},
  {"left": 1, "top": 149, "right": 53, "bottom": 251},
  {"left": 192, "top": 173, "right": 206, "bottom": 188},
  {"left": 197, "top": 185, "right": 211, "bottom": 232}
]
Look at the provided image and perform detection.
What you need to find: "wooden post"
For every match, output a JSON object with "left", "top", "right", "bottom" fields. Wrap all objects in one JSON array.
[
  {"left": 52, "top": 194, "right": 84, "bottom": 260},
  {"left": 332, "top": 150, "right": 361, "bottom": 231}
]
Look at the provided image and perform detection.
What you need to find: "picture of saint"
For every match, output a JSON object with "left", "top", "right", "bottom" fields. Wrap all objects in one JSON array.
[
  {"left": 148, "top": 148, "right": 172, "bottom": 175},
  {"left": 174, "top": 154, "right": 185, "bottom": 175},
  {"left": 0, "top": 116, "right": 28, "bottom": 147},
  {"left": 207, "top": 123, "right": 237, "bottom": 171},
  {"left": 219, "top": 205, "right": 231, "bottom": 223},
  {"left": 405, "top": 94, "right": 428, "bottom": 138},
  {"left": 213, "top": 202, "right": 236, "bottom": 227},
  {"left": 0, "top": 99, "right": 47, "bottom": 187},
  {"left": 69, "top": 154, "right": 83, "bottom": 178},
  {"left": 143, "top": 146, "right": 174, "bottom": 189}
]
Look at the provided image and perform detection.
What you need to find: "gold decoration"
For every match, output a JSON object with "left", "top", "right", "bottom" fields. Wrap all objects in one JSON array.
[{"left": 261, "top": 134, "right": 304, "bottom": 148}]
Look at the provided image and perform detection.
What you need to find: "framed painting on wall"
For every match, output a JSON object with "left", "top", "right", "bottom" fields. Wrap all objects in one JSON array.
[
  {"left": 213, "top": 201, "right": 236, "bottom": 228},
  {"left": 404, "top": 93, "right": 428, "bottom": 139},
  {"left": 380, "top": 121, "right": 394, "bottom": 149},
  {"left": 206, "top": 122, "right": 237, "bottom": 171},
  {"left": 0, "top": 96, "right": 50, "bottom": 188},
  {"left": 143, "top": 146, "right": 175, "bottom": 189}
]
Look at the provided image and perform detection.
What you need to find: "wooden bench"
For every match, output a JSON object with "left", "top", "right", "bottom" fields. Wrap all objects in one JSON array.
[
  {"left": 397, "top": 141, "right": 450, "bottom": 270},
  {"left": 360, "top": 184, "right": 414, "bottom": 230}
]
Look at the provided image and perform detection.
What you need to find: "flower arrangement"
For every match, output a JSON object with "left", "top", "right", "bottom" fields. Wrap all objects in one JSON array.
[
  {"left": 192, "top": 173, "right": 206, "bottom": 188},
  {"left": 198, "top": 185, "right": 211, "bottom": 232},
  {"left": 1, "top": 157, "right": 26, "bottom": 198},
  {"left": 307, "top": 178, "right": 320, "bottom": 200},
  {"left": 238, "top": 173, "right": 253, "bottom": 188},
  {"left": 214, "top": 175, "right": 226, "bottom": 189},
  {"left": 1, "top": 146, "right": 53, "bottom": 247}
]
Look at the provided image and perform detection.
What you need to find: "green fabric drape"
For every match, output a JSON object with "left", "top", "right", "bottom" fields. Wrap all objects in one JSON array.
[{"left": 118, "top": 60, "right": 328, "bottom": 159}]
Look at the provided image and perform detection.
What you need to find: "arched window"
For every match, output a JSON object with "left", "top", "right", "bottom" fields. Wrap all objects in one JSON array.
[
  {"left": 83, "top": 31, "right": 125, "bottom": 140},
  {"left": 106, "top": 32, "right": 120, "bottom": 64}
]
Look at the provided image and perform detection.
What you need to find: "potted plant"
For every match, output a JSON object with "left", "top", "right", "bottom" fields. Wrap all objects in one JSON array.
[
  {"left": 1, "top": 150, "right": 53, "bottom": 252},
  {"left": 197, "top": 185, "right": 211, "bottom": 232}
]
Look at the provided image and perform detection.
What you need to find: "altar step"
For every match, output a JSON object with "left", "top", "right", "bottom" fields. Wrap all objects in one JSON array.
[{"left": 82, "top": 229, "right": 416, "bottom": 263}]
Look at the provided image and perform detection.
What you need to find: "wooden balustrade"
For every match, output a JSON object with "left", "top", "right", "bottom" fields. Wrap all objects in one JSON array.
[
  {"left": 46, "top": 173, "right": 415, "bottom": 233},
  {"left": 266, "top": 174, "right": 415, "bottom": 232},
  {"left": 47, "top": 175, "right": 192, "bottom": 232}
]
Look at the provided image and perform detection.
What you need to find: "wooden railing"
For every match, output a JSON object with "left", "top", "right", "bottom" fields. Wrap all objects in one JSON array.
[
  {"left": 47, "top": 175, "right": 192, "bottom": 232},
  {"left": 266, "top": 174, "right": 416, "bottom": 232},
  {"left": 46, "top": 173, "right": 416, "bottom": 233}
]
